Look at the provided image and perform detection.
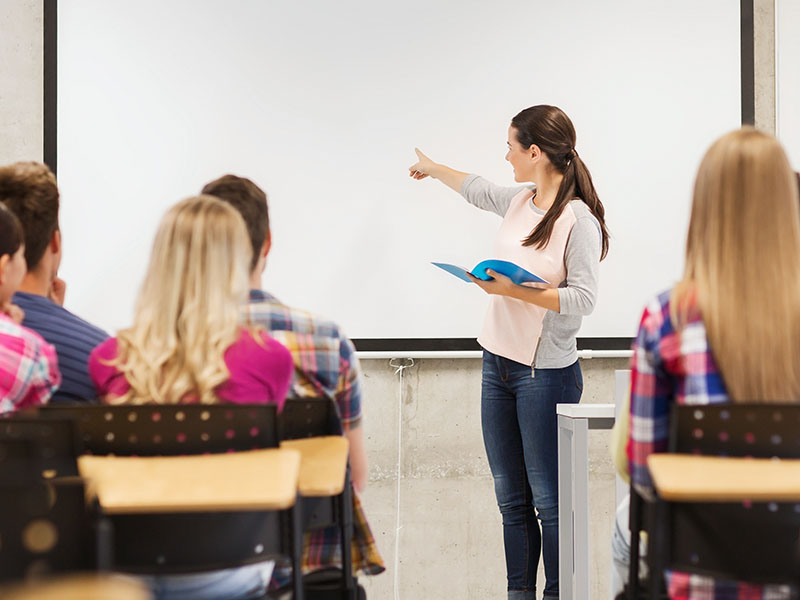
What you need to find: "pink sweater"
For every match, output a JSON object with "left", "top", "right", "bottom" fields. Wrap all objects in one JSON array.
[
  {"left": 89, "top": 330, "right": 294, "bottom": 409},
  {"left": 477, "top": 188, "right": 575, "bottom": 366}
]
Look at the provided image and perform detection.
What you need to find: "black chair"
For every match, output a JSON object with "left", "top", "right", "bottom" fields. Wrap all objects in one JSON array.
[
  {"left": 275, "top": 398, "right": 364, "bottom": 600},
  {"left": 40, "top": 404, "right": 305, "bottom": 600},
  {"left": 0, "top": 418, "right": 104, "bottom": 582},
  {"left": 645, "top": 404, "right": 800, "bottom": 596}
]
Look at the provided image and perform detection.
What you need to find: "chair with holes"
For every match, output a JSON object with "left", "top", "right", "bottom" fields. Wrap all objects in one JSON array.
[
  {"left": 40, "top": 404, "right": 306, "bottom": 600},
  {"left": 274, "top": 398, "right": 366, "bottom": 600},
  {"left": 0, "top": 428, "right": 102, "bottom": 583},
  {"left": 642, "top": 404, "right": 800, "bottom": 597}
]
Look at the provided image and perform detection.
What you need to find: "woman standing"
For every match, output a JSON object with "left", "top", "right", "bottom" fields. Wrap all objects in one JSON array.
[{"left": 410, "top": 105, "right": 609, "bottom": 600}]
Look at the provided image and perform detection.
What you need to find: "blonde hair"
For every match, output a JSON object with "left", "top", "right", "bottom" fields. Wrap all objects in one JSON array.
[
  {"left": 112, "top": 195, "right": 252, "bottom": 403},
  {"left": 672, "top": 128, "right": 800, "bottom": 401}
]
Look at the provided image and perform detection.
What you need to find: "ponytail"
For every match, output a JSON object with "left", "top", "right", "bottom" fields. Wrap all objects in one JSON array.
[{"left": 512, "top": 106, "right": 610, "bottom": 260}]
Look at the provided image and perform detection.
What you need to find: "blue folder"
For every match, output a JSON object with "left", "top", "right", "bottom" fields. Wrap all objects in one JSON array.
[{"left": 432, "top": 259, "right": 549, "bottom": 285}]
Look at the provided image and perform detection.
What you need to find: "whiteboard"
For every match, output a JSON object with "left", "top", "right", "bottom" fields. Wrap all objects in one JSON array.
[
  {"left": 56, "top": 0, "right": 741, "bottom": 344},
  {"left": 777, "top": 0, "right": 800, "bottom": 170}
]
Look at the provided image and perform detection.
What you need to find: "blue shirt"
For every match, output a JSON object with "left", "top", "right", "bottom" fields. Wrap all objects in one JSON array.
[{"left": 13, "top": 292, "right": 109, "bottom": 404}]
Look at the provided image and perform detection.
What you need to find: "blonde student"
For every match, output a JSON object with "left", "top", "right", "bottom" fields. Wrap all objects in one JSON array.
[{"left": 626, "top": 128, "right": 800, "bottom": 599}]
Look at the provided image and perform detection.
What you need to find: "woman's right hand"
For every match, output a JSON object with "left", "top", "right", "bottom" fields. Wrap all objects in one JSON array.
[{"left": 409, "top": 148, "right": 437, "bottom": 180}]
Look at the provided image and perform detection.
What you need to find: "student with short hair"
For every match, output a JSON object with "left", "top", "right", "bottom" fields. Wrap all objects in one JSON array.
[
  {"left": 201, "top": 174, "right": 385, "bottom": 589},
  {"left": 0, "top": 161, "right": 108, "bottom": 403},
  {"left": 0, "top": 203, "right": 60, "bottom": 411},
  {"left": 626, "top": 128, "right": 800, "bottom": 599}
]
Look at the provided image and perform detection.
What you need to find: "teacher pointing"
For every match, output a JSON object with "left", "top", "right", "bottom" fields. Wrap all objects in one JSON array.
[{"left": 410, "top": 105, "right": 609, "bottom": 600}]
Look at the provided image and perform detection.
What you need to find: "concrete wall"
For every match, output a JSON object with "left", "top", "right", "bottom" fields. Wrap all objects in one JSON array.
[{"left": 1, "top": 1, "right": 776, "bottom": 598}]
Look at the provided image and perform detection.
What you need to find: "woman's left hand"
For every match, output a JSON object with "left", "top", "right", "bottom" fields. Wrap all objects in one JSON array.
[{"left": 468, "top": 269, "right": 516, "bottom": 297}]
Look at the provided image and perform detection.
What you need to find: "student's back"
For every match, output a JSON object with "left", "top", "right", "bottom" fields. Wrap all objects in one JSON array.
[
  {"left": 86, "top": 195, "right": 293, "bottom": 600},
  {"left": 0, "top": 161, "right": 108, "bottom": 403},
  {"left": 627, "top": 128, "right": 800, "bottom": 600}
]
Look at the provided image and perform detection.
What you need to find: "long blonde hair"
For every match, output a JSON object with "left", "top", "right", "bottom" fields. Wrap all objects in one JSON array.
[
  {"left": 113, "top": 195, "right": 252, "bottom": 403},
  {"left": 672, "top": 128, "right": 800, "bottom": 401}
]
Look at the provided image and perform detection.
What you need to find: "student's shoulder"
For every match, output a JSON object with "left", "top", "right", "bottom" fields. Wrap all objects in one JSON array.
[
  {"left": 0, "top": 315, "right": 52, "bottom": 358},
  {"left": 565, "top": 200, "right": 600, "bottom": 229},
  {"left": 249, "top": 294, "right": 345, "bottom": 340}
]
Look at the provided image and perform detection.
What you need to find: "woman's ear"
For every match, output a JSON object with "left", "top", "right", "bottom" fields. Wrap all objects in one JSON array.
[
  {"left": 529, "top": 144, "right": 542, "bottom": 161},
  {"left": 0, "top": 254, "right": 9, "bottom": 287}
]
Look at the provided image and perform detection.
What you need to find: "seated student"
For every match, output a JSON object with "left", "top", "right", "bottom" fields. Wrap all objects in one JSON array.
[
  {"left": 625, "top": 128, "right": 800, "bottom": 599},
  {"left": 89, "top": 195, "right": 294, "bottom": 600},
  {"left": 0, "top": 161, "right": 108, "bottom": 403},
  {"left": 0, "top": 203, "right": 60, "bottom": 411},
  {"left": 201, "top": 175, "right": 385, "bottom": 587}
]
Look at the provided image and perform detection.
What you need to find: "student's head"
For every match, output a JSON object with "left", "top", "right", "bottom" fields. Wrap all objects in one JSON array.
[
  {"left": 201, "top": 174, "right": 270, "bottom": 276},
  {"left": 115, "top": 195, "right": 252, "bottom": 403},
  {"left": 0, "top": 162, "right": 61, "bottom": 282},
  {"left": 0, "top": 203, "right": 26, "bottom": 305},
  {"left": 509, "top": 105, "right": 609, "bottom": 259},
  {"left": 675, "top": 128, "right": 800, "bottom": 401}
]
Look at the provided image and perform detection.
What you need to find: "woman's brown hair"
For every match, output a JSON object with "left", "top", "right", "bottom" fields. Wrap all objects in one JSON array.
[{"left": 511, "top": 105, "right": 609, "bottom": 259}]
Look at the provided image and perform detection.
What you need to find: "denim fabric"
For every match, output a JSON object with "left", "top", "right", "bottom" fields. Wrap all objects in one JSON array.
[
  {"left": 140, "top": 561, "right": 274, "bottom": 600},
  {"left": 481, "top": 350, "right": 582, "bottom": 599}
]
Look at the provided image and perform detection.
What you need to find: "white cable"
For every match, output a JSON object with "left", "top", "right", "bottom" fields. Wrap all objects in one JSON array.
[{"left": 388, "top": 357, "right": 414, "bottom": 600}]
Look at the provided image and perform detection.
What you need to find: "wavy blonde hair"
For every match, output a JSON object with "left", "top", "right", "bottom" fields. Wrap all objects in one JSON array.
[
  {"left": 112, "top": 195, "right": 252, "bottom": 403},
  {"left": 672, "top": 128, "right": 800, "bottom": 401}
]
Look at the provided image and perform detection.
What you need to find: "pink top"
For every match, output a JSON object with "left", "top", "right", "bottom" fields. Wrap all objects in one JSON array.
[
  {"left": 478, "top": 189, "right": 576, "bottom": 366},
  {"left": 0, "top": 312, "right": 61, "bottom": 412},
  {"left": 89, "top": 330, "right": 294, "bottom": 409}
]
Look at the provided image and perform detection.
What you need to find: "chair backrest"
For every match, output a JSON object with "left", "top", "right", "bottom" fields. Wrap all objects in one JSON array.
[
  {"left": 0, "top": 479, "right": 96, "bottom": 583},
  {"left": 40, "top": 404, "right": 279, "bottom": 456},
  {"left": 670, "top": 403, "right": 800, "bottom": 458},
  {"left": 0, "top": 417, "right": 80, "bottom": 482},
  {"left": 663, "top": 403, "right": 800, "bottom": 584},
  {"left": 280, "top": 397, "right": 341, "bottom": 440}
]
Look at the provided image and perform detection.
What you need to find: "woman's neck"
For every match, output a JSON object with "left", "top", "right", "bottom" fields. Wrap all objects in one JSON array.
[{"left": 532, "top": 172, "right": 564, "bottom": 211}]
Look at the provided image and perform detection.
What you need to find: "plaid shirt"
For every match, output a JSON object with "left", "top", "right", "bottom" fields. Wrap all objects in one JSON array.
[
  {"left": 628, "top": 289, "right": 792, "bottom": 600},
  {"left": 0, "top": 312, "right": 60, "bottom": 411},
  {"left": 247, "top": 290, "right": 384, "bottom": 583}
]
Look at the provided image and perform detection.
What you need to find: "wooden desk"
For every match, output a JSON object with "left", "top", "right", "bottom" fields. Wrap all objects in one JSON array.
[
  {"left": 281, "top": 436, "right": 349, "bottom": 497},
  {"left": 0, "top": 574, "right": 151, "bottom": 600},
  {"left": 648, "top": 454, "right": 800, "bottom": 501},
  {"left": 78, "top": 448, "right": 300, "bottom": 513}
]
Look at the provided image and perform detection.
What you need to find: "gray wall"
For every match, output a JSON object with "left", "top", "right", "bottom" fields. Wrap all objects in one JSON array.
[{"left": 0, "top": 1, "right": 776, "bottom": 598}]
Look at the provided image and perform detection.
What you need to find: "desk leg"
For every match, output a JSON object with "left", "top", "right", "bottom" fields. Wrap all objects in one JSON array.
[
  {"left": 572, "top": 418, "right": 589, "bottom": 600},
  {"left": 558, "top": 415, "right": 574, "bottom": 600}
]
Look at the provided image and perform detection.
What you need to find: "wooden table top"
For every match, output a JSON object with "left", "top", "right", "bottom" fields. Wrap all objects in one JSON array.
[
  {"left": 78, "top": 447, "right": 300, "bottom": 513},
  {"left": 648, "top": 454, "right": 800, "bottom": 502},
  {"left": 0, "top": 574, "right": 151, "bottom": 600},
  {"left": 280, "top": 436, "right": 349, "bottom": 497}
]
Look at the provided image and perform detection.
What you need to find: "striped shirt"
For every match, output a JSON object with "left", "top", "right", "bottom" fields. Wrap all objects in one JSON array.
[
  {"left": 0, "top": 312, "right": 60, "bottom": 411},
  {"left": 13, "top": 292, "right": 108, "bottom": 404},
  {"left": 628, "top": 289, "right": 792, "bottom": 600}
]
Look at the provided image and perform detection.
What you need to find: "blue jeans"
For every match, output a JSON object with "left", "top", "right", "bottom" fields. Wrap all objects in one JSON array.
[
  {"left": 140, "top": 561, "right": 274, "bottom": 600},
  {"left": 481, "top": 350, "right": 582, "bottom": 600}
]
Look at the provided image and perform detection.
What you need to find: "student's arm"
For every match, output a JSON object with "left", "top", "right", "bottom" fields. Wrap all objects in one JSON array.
[
  {"left": 337, "top": 336, "right": 368, "bottom": 493},
  {"left": 346, "top": 424, "right": 368, "bottom": 494},
  {"left": 627, "top": 301, "right": 674, "bottom": 500}
]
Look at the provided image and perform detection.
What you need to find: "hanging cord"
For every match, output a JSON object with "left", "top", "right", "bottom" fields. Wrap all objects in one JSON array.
[{"left": 388, "top": 357, "right": 414, "bottom": 600}]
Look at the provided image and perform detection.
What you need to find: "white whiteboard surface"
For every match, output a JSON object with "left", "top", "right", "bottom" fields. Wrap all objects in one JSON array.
[
  {"left": 777, "top": 0, "right": 800, "bottom": 170},
  {"left": 57, "top": 0, "right": 740, "bottom": 343}
]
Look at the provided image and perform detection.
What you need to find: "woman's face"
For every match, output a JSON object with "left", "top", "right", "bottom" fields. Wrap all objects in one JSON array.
[
  {"left": 0, "top": 245, "right": 26, "bottom": 303},
  {"left": 506, "top": 126, "right": 534, "bottom": 183}
]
